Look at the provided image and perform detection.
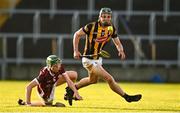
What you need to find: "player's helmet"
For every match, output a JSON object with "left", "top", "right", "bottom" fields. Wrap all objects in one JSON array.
[
  {"left": 99, "top": 7, "right": 112, "bottom": 16},
  {"left": 46, "top": 55, "right": 61, "bottom": 67}
]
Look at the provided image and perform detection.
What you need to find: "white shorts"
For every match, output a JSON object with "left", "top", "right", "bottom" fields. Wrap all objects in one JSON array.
[
  {"left": 35, "top": 78, "right": 56, "bottom": 105},
  {"left": 82, "top": 57, "right": 102, "bottom": 72}
]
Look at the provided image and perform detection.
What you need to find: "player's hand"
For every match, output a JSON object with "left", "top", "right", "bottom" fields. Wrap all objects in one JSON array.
[
  {"left": 73, "top": 51, "right": 81, "bottom": 60},
  {"left": 26, "top": 102, "right": 32, "bottom": 106},
  {"left": 73, "top": 92, "right": 83, "bottom": 100},
  {"left": 26, "top": 103, "right": 32, "bottom": 106},
  {"left": 118, "top": 50, "right": 126, "bottom": 60}
]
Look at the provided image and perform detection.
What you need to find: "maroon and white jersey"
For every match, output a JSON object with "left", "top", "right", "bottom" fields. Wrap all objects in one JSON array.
[{"left": 35, "top": 65, "right": 65, "bottom": 101}]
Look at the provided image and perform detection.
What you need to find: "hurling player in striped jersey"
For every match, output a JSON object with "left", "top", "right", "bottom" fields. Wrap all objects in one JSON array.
[{"left": 71, "top": 7, "right": 142, "bottom": 103}]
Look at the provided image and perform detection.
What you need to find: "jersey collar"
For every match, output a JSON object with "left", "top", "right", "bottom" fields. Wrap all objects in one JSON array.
[{"left": 46, "top": 66, "right": 55, "bottom": 76}]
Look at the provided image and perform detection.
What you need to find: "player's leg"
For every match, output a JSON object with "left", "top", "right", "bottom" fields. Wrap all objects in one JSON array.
[
  {"left": 39, "top": 85, "right": 55, "bottom": 106},
  {"left": 56, "top": 71, "right": 78, "bottom": 86},
  {"left": 64, "top": 72, "right": 98, "bottom": 105},
  {"left": 18, "top": 86, "right": 55, "bottom": 106},
  {"left": 96, "top": 65, "right": 142, "bottom": 102},
  {"left": 62, "top": 71, "right": 79, "bottom": 105},
  {"left": 75, "top": 71, "right": 98, "bottom": 89},
  {"left": 75, "top": 57, "right": 99, "bottom": 89},
  {"left": 39, "top": 84, "right": 65, "bottom": 107},
  {"left": 64, "top": 64, "right": 98, "bottom": 105},
  {"left": 64, "top": 69, "right": 98, "bottom": 104},
  {"left": 66, "top": 71, "right": 78, "bottom": 82},
  {"left": 95, "top": 64, "right": 125, "bottom": 96}
]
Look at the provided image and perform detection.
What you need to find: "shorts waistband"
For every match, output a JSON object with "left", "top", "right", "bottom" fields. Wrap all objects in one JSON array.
[{"left": 83, "top": 56, "right": 98, "bottom": 60}]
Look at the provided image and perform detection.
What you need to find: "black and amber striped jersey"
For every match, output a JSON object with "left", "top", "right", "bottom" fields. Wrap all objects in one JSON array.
[{"left": 82, "top": 21, "right": 117, "bottom": 59}]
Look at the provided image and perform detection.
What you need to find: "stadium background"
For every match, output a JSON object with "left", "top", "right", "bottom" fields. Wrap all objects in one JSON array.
[{"left": 0, "top": 0, "right": 180, "bottom": 82}]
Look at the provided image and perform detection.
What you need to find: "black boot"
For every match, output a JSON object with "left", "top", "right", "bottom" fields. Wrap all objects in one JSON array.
[{"left": 123, "top": 93, "right": 142, "bottom": 102}]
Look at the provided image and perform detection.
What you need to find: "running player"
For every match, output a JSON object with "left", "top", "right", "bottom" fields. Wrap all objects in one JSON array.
[{"left": 65, "top": 7, "right": 142, "bottom": 103}]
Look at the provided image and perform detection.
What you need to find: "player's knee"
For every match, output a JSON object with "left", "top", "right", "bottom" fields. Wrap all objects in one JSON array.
[
  {"left": 89, "top": 79, "right": 98, "bottom": 84},
  {"left": 71, "top": 71, "right": 78, "bottom": 81},
  {"left": 67, "top": 71, "right": 78, "bottom": 81},
  {"left": 106, "top": 76, "right": 114, "bottom": 84}
]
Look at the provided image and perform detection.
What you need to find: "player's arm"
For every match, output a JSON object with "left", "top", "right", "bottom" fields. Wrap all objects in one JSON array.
[
  {"left": 73, "top": 28, "right": 86, "bottom": 59},
  {"left": 61, "top": 72, "right": 82, "bottom": 100},
  {"left": 112, "top": 37, "right": 126, "bottom": 60},
  {"left": 25, "top": 78, "right": 38, "bottom": 105}
]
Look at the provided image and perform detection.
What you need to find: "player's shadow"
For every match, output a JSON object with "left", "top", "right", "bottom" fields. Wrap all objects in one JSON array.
[
  {"left": 72, "top": 106, "right": 120, "bottom": 110},
  {"left": 74, "top": 106, "right": 179, "bottom": 112},
  {"left": 121, "top": 108, "right": 180, "bottom": 112}
]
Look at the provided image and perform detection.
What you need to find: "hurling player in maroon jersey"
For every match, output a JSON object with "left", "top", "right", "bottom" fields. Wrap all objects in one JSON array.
[{"left": 19, "top": 55, "right": 82, "bottom": 106}]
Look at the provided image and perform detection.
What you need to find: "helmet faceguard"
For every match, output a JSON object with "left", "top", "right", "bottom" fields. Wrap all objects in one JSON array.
[
  {"left": 46, "top": 55, "right": 62, "bottom": 67},
  {"left": 99, "top": 7, "right": 112, "bottom": 26}
]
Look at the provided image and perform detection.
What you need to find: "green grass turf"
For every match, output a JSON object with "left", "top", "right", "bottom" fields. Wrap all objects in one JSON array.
[{"left": 0, "top": 81, "right": 179, "bottom": 112}]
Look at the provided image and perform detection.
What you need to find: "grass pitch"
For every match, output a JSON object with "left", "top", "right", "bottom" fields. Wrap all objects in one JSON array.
[{"left": 0, "top": 81, "right": 179, "bottom": 113}]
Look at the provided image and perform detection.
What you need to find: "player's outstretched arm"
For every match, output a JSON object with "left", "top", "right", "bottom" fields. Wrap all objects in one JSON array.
[
  {"left": 18, "top": 79, "right": 45, "bottom": 106},
  {"left": 112, "top": 37, "right": 126, "bottom": 60},
  {"left": 73, "top": 28, "right": 86, "bottom": 59},
  {"left": 62, "top": 73, "right": 82, "bottom": 100},
  {"left": 25, "top": 79, "right": 39, "bottom": 106},
  {"left": 18, "top": 98, "right": 45, "bottom": 106}
]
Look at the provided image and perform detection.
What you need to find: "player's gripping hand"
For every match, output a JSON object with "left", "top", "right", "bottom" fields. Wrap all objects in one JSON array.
[
  {"left": 118, "top": 50, "right": 126, "bottom": 60},
  {"left": 73, "top": 51, "right": 81, "bottom": 60},
  {"left": 18, "top": 99, "right": 33, "bottom": 106},
  {"left": 73, "top": 92, "right": 83, "bottom": 100}
]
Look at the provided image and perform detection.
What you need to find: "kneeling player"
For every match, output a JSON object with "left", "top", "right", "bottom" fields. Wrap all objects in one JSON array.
[{"left": 18, "top": 55, "right": 82, "bottom": 107}]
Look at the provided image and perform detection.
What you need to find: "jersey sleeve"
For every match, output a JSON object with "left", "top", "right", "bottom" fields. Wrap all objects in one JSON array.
[
  {"left": 111, "top": 25, "right": 118, "bottom": 38},
  {"left": 36, "top": 68, "right": 46, "bottom": 83},
  {"left": 82, "top": 23, "right": 93, "bottom": 35}
]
